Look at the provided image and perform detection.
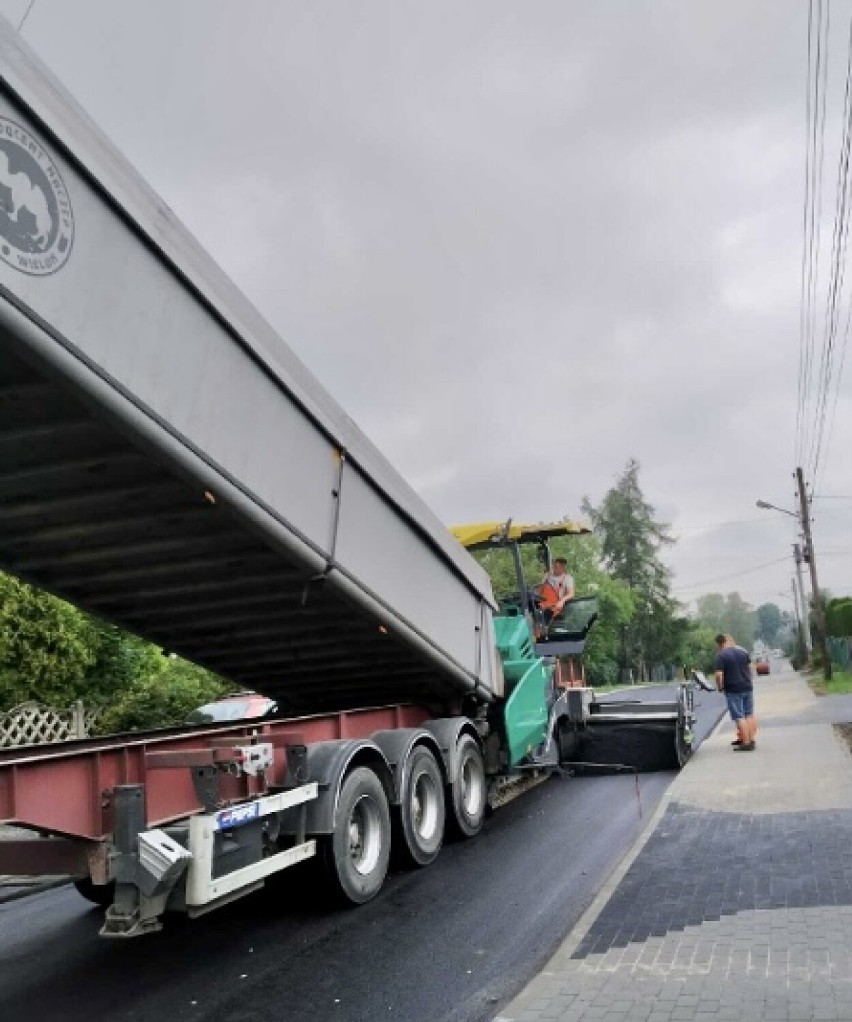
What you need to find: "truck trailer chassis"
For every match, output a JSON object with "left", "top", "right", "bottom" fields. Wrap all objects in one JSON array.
[{"left": 0, "top": 704, "right": 455, "bottom": 936}]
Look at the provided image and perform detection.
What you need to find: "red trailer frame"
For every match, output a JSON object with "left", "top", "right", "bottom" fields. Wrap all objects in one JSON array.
[{"left": 0, "top": 703, "right": 429, "bottom": 878}]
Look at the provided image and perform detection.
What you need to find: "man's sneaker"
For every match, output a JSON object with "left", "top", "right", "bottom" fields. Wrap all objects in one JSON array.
[
  {"left": 731, "top": 739, "right": 743, "bottom": 746},
  {"left": 733, "top": 742, "right": 756, "bottom": 752}
]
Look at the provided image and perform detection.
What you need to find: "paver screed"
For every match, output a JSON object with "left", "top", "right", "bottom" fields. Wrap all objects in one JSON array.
[{"left": 496, "top": 667, "right": 852, "bottom": 1022}]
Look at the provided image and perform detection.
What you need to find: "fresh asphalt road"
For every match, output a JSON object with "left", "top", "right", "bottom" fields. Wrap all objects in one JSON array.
[{"left": 0, "top": 686, "right": 725, "bottom": 1022}]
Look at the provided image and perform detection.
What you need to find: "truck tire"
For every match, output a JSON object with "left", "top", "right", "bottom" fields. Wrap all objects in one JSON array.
[
  {"left": 448, "top": 734, "right": 486, "bottom": 839},
  {"left": 73, "top": 878, "right": 115, "bottom": 907},
  {"left": 322, "top": 766, "right": 391, "bottom": 904},
  {"left": 398, "top": 746, "right": 445, "bottom": 866}
]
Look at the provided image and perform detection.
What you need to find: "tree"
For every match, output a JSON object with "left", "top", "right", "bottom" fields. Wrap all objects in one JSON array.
[
  {"left": 695, "top": 592, "right": 756, "bottom": 648},
  {"left": 98, "top": 657, "right": 228, "bottom": 734},
  {"left": 826, "top": 597, "right": 852, "bottom": 637},
  {"left": 0, "top": 568, "right": 228, "bottom": 729},
  {"left": 679, "top": 624, "right": 719, "bottom": 674},
  {"left": 581, "top": 459, "right": 676, "bottom": 675},
  {"left": 695, "top": 593, "right": 725, "bottom": 629},
  {"left": 84, "top": 623, "right": 166, "bottom": 703},
  {"left": 756, "top": 603, "right": 783, "bottom": 646},
  {"left": 0, "top": 572, "right": 100, "bottom": 709}
]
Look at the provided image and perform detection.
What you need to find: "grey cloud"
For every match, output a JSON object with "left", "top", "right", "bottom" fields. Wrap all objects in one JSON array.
[{"left": 5, "top": 0, "right": 850, "bottom": 607}]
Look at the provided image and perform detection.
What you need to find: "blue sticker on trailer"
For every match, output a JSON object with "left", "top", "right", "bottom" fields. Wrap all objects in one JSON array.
[{"left": 215, "top": 803, "right": 260, "bottom": 830}]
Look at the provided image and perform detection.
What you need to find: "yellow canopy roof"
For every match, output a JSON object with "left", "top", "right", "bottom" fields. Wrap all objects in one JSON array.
[{"left": 450, "top": 519, "right": 591, "bottom": 550}]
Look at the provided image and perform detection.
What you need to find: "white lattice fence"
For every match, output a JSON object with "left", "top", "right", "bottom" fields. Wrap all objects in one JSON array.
[{"left": 0, "top": 700, "right": 101, "bottom": 748}]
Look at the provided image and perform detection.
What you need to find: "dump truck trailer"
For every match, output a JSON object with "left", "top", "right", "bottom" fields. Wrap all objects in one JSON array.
[{"left": 0, "top": 17, "right": 694, "bottom": 937}]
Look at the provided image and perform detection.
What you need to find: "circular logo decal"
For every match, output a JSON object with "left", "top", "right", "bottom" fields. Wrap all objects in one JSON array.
[{"left": 0, "top": 116, "right": 74, "bottom": 276}]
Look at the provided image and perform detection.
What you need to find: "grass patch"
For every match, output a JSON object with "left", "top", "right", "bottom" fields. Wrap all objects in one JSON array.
[{"left": 808, "top": 667, "right": 852, "bottom": 696}]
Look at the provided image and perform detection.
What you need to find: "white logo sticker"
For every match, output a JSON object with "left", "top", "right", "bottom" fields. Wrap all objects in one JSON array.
[{"left": 0, "top": 116, "right": 74, "bottom": 276}]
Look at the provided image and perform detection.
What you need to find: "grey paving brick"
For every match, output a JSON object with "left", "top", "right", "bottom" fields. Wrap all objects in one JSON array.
[{"left": 500, "top": 759, "right": 852, "bottom": 1022}]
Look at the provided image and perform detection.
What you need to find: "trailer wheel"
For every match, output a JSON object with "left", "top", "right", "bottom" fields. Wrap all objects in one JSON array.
[
  {"left": 323, "top": 766, "right": 391, "bottom": 904},
  {"left": 399, "top": 746, "right": 445, "bottom": 866},
  {"left": 448, "top": 734, "right": 486, "bottom": 839},
  {"left": 73, "top": 878, "right": 115, "bottom": 907}
]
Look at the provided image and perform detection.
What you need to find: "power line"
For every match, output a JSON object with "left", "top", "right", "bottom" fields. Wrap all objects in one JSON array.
[
  {"left": 811, "top": 9, "right": 852, "bottom": 484},
  {"left": 816, "top": 282, "right": 852, "bottom": 488},
  {"left": 802, "top": 0, "right": 831, "bottom": 468},
  {"left": 673, "top": 516, "right": 780, "bottom": 533},
  {"left": 794, "top": 4, "right": 852, "bottom": 492},
  {"left": 797, "top": 0, "right": 815, "bottom": 465},
  {"left": 672, "top": 556, "right": 791, "bottom": 593},
  {"left": 798, "top": 0, "right": 834, "bottom": 472},
  {"left": 812, "top": 20, "right": 849, "bottom": 473},
  {"left": 17, "top": 0, "right": 36, "bottom": 32}
]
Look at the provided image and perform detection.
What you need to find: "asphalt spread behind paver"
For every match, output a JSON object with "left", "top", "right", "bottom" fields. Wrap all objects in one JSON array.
[{"left": 498, "top": 665, "right": 852, "bottom": 1022}]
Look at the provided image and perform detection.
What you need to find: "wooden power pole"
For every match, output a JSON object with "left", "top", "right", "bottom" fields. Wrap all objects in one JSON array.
[
  {"left": 795, "top": 466, "right": 832, "bottom": 681},
  {"left": 793, "top": 545, "right": 812, "bottom": 654}
]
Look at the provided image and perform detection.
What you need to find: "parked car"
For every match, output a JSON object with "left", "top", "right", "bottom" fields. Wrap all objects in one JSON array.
[
  {"left": 187, "top": 691, "right": 279, "bottom": 724},
  {"left": 755, "top": 659, "right": 770, "bottom": 676}
]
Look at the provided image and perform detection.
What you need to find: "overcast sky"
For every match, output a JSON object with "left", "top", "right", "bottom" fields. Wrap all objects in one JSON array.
[{"left": 4, "top": 0, "right": 852, "bottom": 614}]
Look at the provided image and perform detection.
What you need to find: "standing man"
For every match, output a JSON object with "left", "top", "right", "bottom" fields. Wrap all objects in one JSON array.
[{"left": 715, "top": 633, "right": 757, "bottom": 752}]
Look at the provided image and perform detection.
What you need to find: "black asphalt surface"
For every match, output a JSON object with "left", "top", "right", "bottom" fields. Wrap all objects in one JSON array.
[{"left": 0, "top": 686, "right": 724, "bottom": 1022}]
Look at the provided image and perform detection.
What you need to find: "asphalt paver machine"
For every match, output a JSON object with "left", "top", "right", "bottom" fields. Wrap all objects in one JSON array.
[{"left": 452, "top": 520, "right": 699, "bottom": 780}]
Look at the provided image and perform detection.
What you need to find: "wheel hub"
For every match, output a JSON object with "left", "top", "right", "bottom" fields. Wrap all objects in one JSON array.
[{"left": 348, "top": 795, "right": 381, "bottom": 875}]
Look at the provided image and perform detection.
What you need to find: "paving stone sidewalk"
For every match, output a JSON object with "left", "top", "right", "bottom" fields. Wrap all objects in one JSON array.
[{"left": 496, "top": 666, "right": 852, "bottom": 1022}]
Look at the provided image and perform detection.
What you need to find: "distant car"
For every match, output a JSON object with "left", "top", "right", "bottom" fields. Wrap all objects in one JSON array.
[
  {"left": 755, "top": 659, "right": 770, "bottom": 676},
  {"left": 187, "top": 691, "right": 279, "bottom": 725}
]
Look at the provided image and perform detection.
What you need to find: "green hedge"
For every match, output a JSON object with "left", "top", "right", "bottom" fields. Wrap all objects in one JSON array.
[{"left": 827, "top": 597, "right": 852, "bottom": 638}]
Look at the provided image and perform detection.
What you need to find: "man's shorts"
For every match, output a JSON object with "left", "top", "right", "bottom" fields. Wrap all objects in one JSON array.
[{"left": 726, "top": 691, "right": 754, "bottom": 720}]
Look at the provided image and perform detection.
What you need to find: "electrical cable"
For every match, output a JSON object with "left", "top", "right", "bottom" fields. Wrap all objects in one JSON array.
[
  {"left": 806, "top": 0, "right": 831, "bottom": 466},
  {"left": 811, "top": 10, "right": 852, "bottom": 484},
  {"left": 17, "top": 0, "right": 35, "bottom": 32},
  {"left": 797, "top": 0, "right": 816, "bottom": 466},
  {"left": 817, "top": 319, "right": 851, "bottom": 491},
  {"left": 672, "top": 556, "right": 792, "bottom": 593},
  {"left": 798, "top": 0, "right": 830, "bottom": 469}
]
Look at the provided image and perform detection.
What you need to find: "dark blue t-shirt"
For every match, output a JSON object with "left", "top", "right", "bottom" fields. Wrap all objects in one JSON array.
[{"left": 715, "top": 646, "right": 753, "bottom": 693}]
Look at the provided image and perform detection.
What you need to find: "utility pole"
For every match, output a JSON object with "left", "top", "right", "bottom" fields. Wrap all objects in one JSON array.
[
  {"left": 790, "top": 576, "right": 807, "bottom": 664},
  {"left": 792, "top": 545, "right": 812, "bottom": 654},
  {"left": 795, "top": 466, "right": 832, "bottom": 681}
]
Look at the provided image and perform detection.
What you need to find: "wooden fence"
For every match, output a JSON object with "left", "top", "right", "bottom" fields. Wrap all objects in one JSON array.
[{"left": 0, "top": 700, "right": 101, "bottom": 748}]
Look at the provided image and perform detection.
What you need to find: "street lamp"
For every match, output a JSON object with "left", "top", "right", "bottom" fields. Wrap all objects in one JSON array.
[
  {"left": 756, "top": 482, "right": 832, "bottom": 681},
  {"left": 755, "top": 499, "right": 798, "bottom": 518}
]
